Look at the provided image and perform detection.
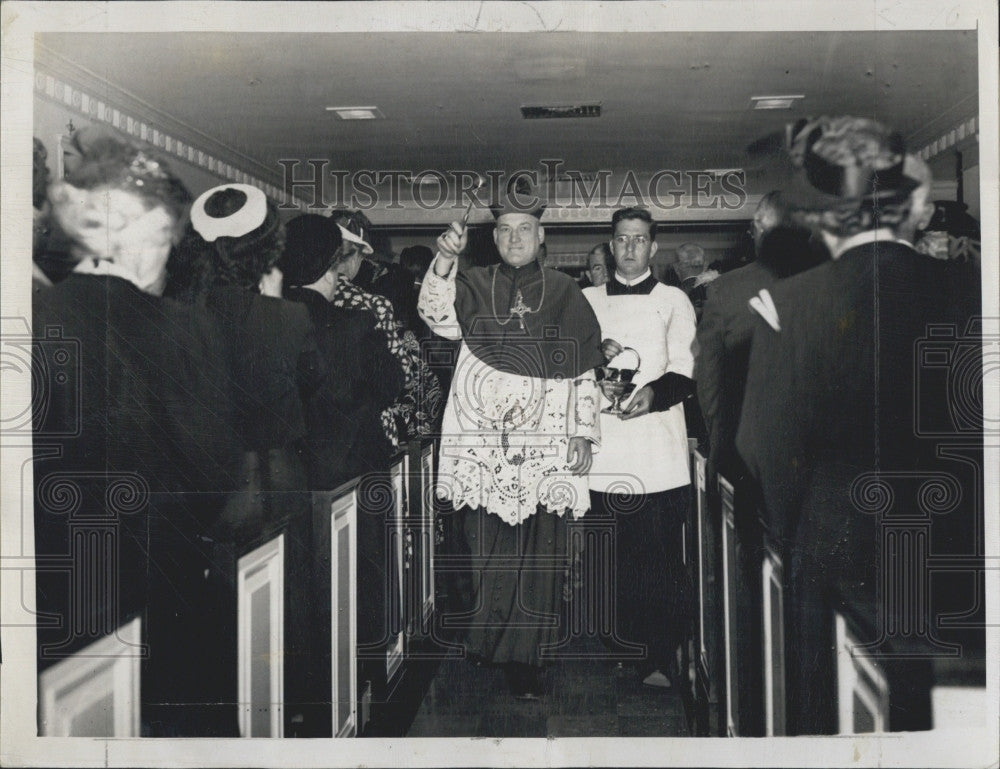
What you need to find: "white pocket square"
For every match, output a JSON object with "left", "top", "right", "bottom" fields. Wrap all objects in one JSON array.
[{"left": 749, "top": 289, "right": 781, "bottom": 331}]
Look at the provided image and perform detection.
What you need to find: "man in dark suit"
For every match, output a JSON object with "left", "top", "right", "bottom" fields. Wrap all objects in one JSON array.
[
  {"left": 693, "top": 191, "right": 827, "bottom": 733},
  {"left": 736, "top": 117, "right": 981, "bottom": 734},
  {"left": 695, "top": 191, "right": 825, "bottom": 484}
]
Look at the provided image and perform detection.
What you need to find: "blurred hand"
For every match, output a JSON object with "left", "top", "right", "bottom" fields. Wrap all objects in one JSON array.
[
  {"left": 601, "top": 338, "right": 624, "bottom": 361},
  {"left": 620, "top": 385, "right": 653, "bottom": 420},
  {"left": 437, "top": 221, "right": 468, "bottom": 260},
  {"left": 566, "top": 436, "right": 593, "bottom": 475}
]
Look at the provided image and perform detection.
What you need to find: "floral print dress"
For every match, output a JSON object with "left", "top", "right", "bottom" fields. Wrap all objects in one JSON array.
[{"left": 333, "top": 276, "right": 441, "bottom": 447}]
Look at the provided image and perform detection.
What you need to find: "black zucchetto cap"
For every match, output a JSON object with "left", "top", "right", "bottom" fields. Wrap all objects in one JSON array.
[{"left": 489, "top": 173, "right": 547, "bottom": 220}]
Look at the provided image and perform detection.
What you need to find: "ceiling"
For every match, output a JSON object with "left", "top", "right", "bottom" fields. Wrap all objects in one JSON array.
[{"left": 38, "top": 30, "right": 979, "bottom": 187}]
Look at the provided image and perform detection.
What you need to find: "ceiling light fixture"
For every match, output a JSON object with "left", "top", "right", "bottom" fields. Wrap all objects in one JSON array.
[
  {"left": 521, "top": 103, "right": 602, "bottom": 119},
  {"left": 750, "top": 95, "right": 805, "bottom": 110},
  {"left": 326, "top": 106, "right": 385, "bottom": 120}
]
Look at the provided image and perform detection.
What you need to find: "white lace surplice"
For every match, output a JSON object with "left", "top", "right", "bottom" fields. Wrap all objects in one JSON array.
[{"left": 419, "top": 256, "right": 600, "bottom": 526}]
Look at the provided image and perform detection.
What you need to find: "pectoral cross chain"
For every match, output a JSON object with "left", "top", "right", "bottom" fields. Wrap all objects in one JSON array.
[{"left": 510, "top": 290, "right": 531, "bottom": 329}]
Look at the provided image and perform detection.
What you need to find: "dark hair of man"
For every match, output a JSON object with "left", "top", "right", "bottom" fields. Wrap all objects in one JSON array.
[
  {"left": 400, "top": 244, "right": 434, "bottom": 273},
  {"left": 757, "top": 190, "right": 787, "bottom": 221},
  {"left": 611, "top": 206, "right": 657, "bottom": 240}
]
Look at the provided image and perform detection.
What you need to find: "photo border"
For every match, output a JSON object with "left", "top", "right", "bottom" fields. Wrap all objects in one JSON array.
[{"left": 2, "top": 2, "right": 997, "bottom": 767}]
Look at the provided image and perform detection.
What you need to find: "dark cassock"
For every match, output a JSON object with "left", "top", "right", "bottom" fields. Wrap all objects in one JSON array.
[
  {"left": 584, "top": 269, "right": 698, "bottom": 682},
  {"left": 418, "top": 244, "right": 604, "bottom": 681}
]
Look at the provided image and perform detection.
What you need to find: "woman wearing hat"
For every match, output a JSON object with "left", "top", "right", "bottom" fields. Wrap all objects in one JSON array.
[
  {"left": 329, "top": 220, "right": 442, "bottom": 445},
  {"left": 173, "top": 184, "right": 324, "bottom": 530},
  {"left": 279, "top": 213, "right": 404, "bottom": 489},
  {"left": 737, "top": 116, "right": 982, "bottom": 733},
  {"left": 170, "top": 183, "right": 328, "bottom": 732},
  {"left": 34, "top": 132, "right": 240, "bottom": 735}
]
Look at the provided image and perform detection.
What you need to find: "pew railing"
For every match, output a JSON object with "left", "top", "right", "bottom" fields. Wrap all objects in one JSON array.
[
  {"left": 237, "top": 535, "right": 285, "bottom": 737},
  {"left": 319, "top": 481, "right": 359, "bottom": 737},
  {"left": 690, "top": 449, "right": 723, "bottom": 735},
  {"left": 37, "top": 616, "right": 142, "bottom": 737},
  {"left": 418, "top": 442, "right": 436, "bottom": 627},
  {"left": 385, "top": 452, "right": 408, "bottom": 684},
  {"left": 761, "top": 545, "right": 785, "bottom": 736},
  {"left": 718, "top": 474, "right": 740, "bottom": 736},
  {"left": 835, "top": 610, "right": 890, "bottom": 733}
]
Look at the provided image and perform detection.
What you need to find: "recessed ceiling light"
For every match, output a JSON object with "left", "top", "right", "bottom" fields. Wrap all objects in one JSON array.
[
  {"left": 521, "top": 103, "right": 602, "bottom": 119},
  {"left": 750, "top": 95, "right": 805, "bottom": 110},
  {"left": 326, "top": 106, "right": 385, "bottom": 120}
]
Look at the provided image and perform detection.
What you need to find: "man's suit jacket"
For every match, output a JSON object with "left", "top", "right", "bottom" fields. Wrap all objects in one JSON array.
[
  {"left": 695, "top": 260, "right": 778, "bottom": 480},
  {"left": 695, "top": 225, "right": 825, "bottom": 481},
  {"left": 736, "top": 239, "right": 980, "bottom": 615}
]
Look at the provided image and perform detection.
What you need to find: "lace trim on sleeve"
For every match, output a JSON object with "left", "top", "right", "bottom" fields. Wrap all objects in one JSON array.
[
  {"left": 417, "top": 255, "right": 462, "bottom": 340},
  {"left": 572, "top": 371, "right": 601, "bottom": 447}
]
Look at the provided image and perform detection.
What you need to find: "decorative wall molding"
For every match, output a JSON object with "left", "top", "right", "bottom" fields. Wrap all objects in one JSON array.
[
  {"left": 917, "top": 117, "right": 978, "bottom": 162},
  {"left": 35, "top": 44, "right": 309, "bottom": 210}
]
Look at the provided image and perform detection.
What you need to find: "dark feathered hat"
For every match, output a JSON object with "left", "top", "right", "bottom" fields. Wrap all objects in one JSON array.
[
  {"left": 785, "top": 115, "right": 919, "bottom": 211},
  {"left": 280, "top": 214, "right": 344, "bottom": 286}
]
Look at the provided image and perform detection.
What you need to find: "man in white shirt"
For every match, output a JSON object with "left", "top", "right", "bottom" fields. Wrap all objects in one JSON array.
[{"left": 583, "top": 206, "right": 698, "bottom": 688}]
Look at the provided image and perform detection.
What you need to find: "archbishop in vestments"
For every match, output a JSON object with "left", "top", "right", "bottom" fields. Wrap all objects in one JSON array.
[{"left": 418, "top": 188, "right": 604, "bottom": 698}]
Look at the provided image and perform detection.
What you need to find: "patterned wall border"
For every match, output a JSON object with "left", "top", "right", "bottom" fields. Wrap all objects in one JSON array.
[
  {"left": 917, "top": 116, "right": 978, "bottom": 162},
  {"left": 34, "top": 69, "right": 309, "bottom": 210}
]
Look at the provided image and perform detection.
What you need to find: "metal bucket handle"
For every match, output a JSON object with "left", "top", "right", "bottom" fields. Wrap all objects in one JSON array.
[{"left": 598, "top": 346, "right": 641, "bottom": 380}]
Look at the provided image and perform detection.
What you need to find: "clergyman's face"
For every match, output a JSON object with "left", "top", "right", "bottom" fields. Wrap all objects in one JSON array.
[
  {"left": 493, "top": 213, "right": 544, "bottom": 268},
  {"left": 611, "top": 216, "right": 657, "bottom": 281},
  {"left": 587, "top": 248, "right": 609, "bottom": 286}
]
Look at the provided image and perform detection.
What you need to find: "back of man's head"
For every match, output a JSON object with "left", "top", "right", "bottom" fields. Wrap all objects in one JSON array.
[
  {"left": 675, "top": 242, "right": 705, "bottom": 280},
  {"left": 400, "top": 244, "right": 434, "bottom": 280},
  {"left": 754, "top": 191, "right": 786, "bottom": 240}
]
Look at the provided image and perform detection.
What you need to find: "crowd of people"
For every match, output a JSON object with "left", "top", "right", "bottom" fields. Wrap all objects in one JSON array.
[
  {"left": 30, "top": 127, "right": 445, "bottom": 735},
  {"left": 30, "top": 113, "right": 982, "bottom": 734}
]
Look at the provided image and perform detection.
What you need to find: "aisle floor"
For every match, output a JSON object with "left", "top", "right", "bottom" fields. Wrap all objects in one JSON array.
[{"left": 405, "top": 636, "right": 691, "bottom": 738}]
